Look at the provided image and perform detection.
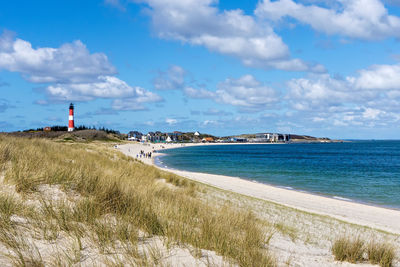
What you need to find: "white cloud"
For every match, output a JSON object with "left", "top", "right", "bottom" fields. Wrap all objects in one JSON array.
[
  {"left": 136, "top": 0, "right": 322, "bottom": 72},
  {"left": 202, "top": 120, "right": 218, "bottom": 126},
  {"left": 287, "top": 74, "right": 353, "bottom": 111},
  {"left": 285, "top": 63, "right": 400, "bottom": 127},
  {"left": 46, "top": 75, "right": 162, "bottom": 109},
  {"left": 183, "top": 75, "right": 279, "bottom": 111},
  {"left": 0, "top": 31, "right": 162, "bottom": 111},
  {"left": 153, "top": 65, "right": 186, "bottom": 90},
  {"left": 165, "top": 118, "right": 177, "bottom": 125},
  {"left": 362, "top": 107, "right": 383, "bottom": 119},
  {"left": 256, "top": 0, "right": 400, "bottom": 40},
  {"left": 215, "top": 75, "right": 279, "bottom": 111},
  {"left": 0, "top": 31, "right": 116, "bottom": 83},
  {"left": 46, "top": 76, "right": 138, "bottom": 100},
  {"left": 351, "top": 64, "right": 400, "bottom": 90}
]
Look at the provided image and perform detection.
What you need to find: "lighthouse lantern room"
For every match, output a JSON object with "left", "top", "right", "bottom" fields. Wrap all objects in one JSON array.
[{"left": 68, "top": 103, "right": 75, "bottom": 132}]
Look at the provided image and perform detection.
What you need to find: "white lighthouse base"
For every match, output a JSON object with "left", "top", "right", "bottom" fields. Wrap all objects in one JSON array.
[{"left": 68, "top": 128, "right": 74, "bottom": 132}]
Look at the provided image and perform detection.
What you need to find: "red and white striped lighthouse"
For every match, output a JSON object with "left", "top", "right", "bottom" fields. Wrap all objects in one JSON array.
[{"left": 68, "top": 103, "right": 74, "bottom": 132}]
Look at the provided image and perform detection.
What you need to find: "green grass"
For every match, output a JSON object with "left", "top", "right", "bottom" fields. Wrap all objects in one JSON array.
[{"left": 0, "top": 135, "right": 276, "bottom": 266}]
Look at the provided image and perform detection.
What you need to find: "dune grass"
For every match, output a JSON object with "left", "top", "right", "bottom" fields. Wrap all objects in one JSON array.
[
  {"left": 332, "top": 236, "right": 365, "bottom": 263},
  {"left": 0, "top": 135, "right": 275, "bottom": 266},
  {"left": 332, "top": 236, "right": 396, "bottom": 266},
  {"left": 367, "top": 241, "right": 396, "bottom": 267}
]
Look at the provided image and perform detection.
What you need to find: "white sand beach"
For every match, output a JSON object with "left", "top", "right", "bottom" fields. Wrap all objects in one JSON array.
[{"left": 118, "top": 142, "right": 400, "bottom": 235}]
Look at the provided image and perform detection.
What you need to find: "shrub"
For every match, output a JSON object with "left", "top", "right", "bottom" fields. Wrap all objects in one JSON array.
[{"left": 332, "top": 236, "right": 364, "bottom": 263}]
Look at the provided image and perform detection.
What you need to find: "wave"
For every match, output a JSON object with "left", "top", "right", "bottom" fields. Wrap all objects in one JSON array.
[{"left": 333, "top": 196, "right": 353, "bottom": 202}]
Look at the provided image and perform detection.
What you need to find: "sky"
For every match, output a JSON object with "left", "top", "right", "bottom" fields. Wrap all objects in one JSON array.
[{"left": 0, "top": 0, "right": 400, "bottom": 139}]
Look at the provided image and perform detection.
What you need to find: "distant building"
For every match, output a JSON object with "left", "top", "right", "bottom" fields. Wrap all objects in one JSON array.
[
  {"left": 202, "top": 137, "right": 214, "bottom": 142},
  {"left": 194, "top": 131, "right": 200, "bottom": 136},
  {"left": 167, "top": 132, "right": 181, "bottom": 142},
  {"left": 43, "top": 127, "right": 51, "bottom": 132},
  {"left": 233, "top": 137, "right": 247, "bottom": 142},
  {"left": 128, "top": 131, "right": 143, "bottom": 141}
]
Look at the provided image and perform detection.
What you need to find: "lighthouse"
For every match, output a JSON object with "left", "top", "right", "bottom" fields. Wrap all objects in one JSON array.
[{"left": 68, "top": 103, "right": 75, "bottom": 132}]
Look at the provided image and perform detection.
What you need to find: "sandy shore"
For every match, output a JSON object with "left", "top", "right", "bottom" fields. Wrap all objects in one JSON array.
[{"left": 118, "top": 142, "right": 400, "bottom": 235}]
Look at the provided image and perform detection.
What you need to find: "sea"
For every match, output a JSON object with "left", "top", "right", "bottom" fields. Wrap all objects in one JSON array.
[{"left": 156, "top": 141, "right": 400, "bottom": 209}]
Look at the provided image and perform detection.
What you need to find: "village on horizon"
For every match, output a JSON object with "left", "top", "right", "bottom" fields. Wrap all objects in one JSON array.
[{"left": 15, "top": 103, "right": 336, "bottom": 144}]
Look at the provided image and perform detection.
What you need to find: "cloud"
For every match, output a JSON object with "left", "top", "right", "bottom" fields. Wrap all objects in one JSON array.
[
  {"left": 153, "top": 65, "right": 186, "bottom": 90},
  {"left": 45, "top": 76, "right": 161, "bottom": 102},
  {"left": 201, "top": 120, "right": 218, "bottom": 126},
  {"left": 0, "top": 31, "right": 162, "bottom": 110},
  {"left": 165, "top": 118, "right": 177, "bottom": 125},
  {"left": 183, "top": 75, "right": 279, "bottom": 112},
  {"left": 350, "top": 63, "right": 400, "bottom": 90},
  {"left": 286, "top": 74, "right": 353, "bottom": 111},
  {"left": 0, "top": 31, "right": 116, "bottom": 83},
  {"left": 256, "top": 0, "right": 400, "bottom": 40},
  {"left": 215, "top": 75, "right": 279, "bottom": 111},
  {"left": 285, "top": 63, "right": 400, "bottom": 127},
  {"left": 135, "top": 0, "right": 322, "bottom": 72}
]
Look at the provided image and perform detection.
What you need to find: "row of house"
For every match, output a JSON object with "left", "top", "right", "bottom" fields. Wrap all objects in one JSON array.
[
  {"left": 226, "top": 133, "right": 290, "bottom": 143},
  {"left": 252, "top": 133, "right": 290, "bottom": 143},
  {"left": 128, "top": 131, "right": 290, "bottom": 143},
  {"left": 128, "top": 131, "right": 201, "bottom": 142}
]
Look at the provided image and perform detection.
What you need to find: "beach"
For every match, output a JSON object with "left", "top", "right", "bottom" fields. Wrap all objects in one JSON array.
[
  {"left": 118, "top": 142, "right": 400, "bottom": 235},
  {"left": 116, "top": 142, "right": 400, "bottom": 266}
]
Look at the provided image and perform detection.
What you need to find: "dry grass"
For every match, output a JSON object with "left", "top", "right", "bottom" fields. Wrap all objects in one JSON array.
[
  {"left": 0, "top": 135, "right": 276, "bottom": 266},
  {"left": 332, "top": 236, "right": 396, "bottom": 267},
  {"left": 367, "top": 241, "right": 396, "bottom": 267},
  {"left": 332, "top": 236, "right": 364, "bottom": 263}
]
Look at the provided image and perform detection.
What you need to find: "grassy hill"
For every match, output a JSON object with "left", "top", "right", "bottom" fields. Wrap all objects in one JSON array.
[{"left": 5, "top": 129, "right": 125, "bottom": 142}]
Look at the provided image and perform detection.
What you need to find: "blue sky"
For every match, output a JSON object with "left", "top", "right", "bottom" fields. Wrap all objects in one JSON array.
[{"left": 1, "top": 0, "right": 400, "bottom": 138}]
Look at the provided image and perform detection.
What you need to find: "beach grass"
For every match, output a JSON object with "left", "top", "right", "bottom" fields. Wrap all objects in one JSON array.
[
  {"left": 0, "top": 135, "right": 276, "bottom": 266},
  {"left": 332, "top": 236, "right": 365, "bottom": 263},
  {"left": 332, "top": 236, "right": 396, "bottom": 266},
  {"left": 367, "top": 241, "right": 396, "bottom": 267}
]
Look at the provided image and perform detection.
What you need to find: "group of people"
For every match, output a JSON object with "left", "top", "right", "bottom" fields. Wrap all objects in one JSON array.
[{"left": 137, "top": 150, "right": 152, "bottom": 159}]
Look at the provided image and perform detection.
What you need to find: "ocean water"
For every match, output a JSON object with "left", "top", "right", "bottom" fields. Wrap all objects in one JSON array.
[{"left": 157, "top": 141, "right": 400, "bottom": 209}]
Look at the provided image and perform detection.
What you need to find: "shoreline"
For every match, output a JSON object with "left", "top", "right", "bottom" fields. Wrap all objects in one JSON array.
[
  {"left": 118, "top": 142, "right": 400, "bottom": 235},
  {"left": 155, "top": 152, "right": 400, "bottom": 212}
]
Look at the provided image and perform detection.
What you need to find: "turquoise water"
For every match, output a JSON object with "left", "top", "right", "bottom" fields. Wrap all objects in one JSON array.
[{"left": 156, "top": 141, "right": 400, "bottom": 209}]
